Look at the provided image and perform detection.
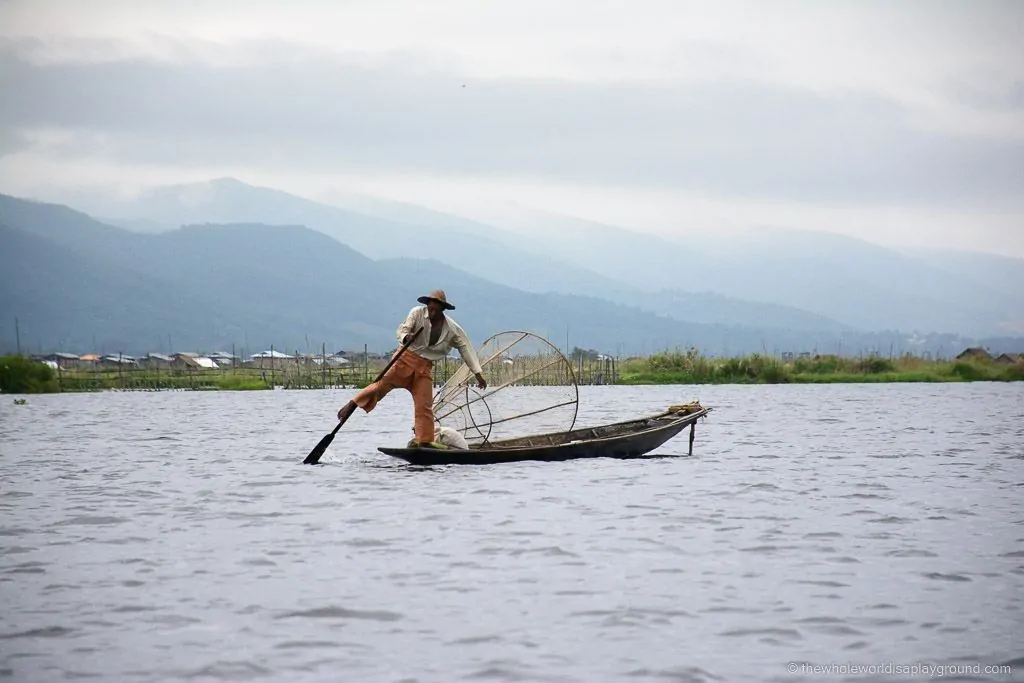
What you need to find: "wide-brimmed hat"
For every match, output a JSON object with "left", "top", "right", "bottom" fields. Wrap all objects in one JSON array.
[{"left": 417, "top": 289, "right": 455, "bottom": 310}]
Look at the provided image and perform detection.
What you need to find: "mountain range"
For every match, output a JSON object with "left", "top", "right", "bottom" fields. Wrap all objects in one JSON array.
[
  {"left": 93, "top": 178, "right": 1024, "bottom": 335},
  {"left": 2, "top": 178, "right": 1022, "bottom": 359}
]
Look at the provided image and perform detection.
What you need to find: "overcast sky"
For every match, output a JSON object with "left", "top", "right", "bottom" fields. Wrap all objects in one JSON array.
[{"left": 1, "top": 0, "right": 1022, "bottom": 256}]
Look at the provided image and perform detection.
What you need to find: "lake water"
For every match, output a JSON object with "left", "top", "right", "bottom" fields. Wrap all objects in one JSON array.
[{"left": 1, "top": 383, "right": 1022, "bottom": 683}]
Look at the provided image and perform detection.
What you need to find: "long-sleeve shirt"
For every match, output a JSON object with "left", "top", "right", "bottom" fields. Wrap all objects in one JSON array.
[{"left": 396, "top": 306, "right": 484, "bottom": 375}]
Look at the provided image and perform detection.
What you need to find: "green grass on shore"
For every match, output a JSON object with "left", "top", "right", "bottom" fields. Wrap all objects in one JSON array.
[{"left": 615, "top": 350, "right": 1024, "bottom": 385}]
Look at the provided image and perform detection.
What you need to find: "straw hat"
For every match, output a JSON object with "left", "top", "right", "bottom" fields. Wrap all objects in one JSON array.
[{"left": 417, "top": 289, "right": 455, "bottom": 310}]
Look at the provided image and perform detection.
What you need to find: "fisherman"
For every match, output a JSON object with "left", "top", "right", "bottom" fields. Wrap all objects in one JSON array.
[{"left": 337, "top": 290, "right": 487, "bottom": 448}]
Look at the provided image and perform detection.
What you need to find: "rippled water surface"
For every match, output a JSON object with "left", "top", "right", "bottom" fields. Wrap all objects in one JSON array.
[{"left": 2, "top": 383, "right": 1023, "bottom": 682}]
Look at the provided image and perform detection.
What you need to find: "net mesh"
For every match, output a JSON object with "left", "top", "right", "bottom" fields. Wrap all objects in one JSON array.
[{"left": 433, "top": 331, "right": 579, "bottom": 446}]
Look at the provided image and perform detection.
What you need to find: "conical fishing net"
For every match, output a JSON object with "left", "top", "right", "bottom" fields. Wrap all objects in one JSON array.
[{"left": 433, "top": 330, "right": 579, "bottom": 446}]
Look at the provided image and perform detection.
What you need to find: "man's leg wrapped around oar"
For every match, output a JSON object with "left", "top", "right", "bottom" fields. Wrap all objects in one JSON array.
[{"left": 348, "top": 350, "right": 440, "bottom": 446}]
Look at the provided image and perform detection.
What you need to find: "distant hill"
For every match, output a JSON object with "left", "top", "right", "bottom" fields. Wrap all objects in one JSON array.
[
  {"left": 321, "top": 190, "right": 853, "bottom": 333},
  {"left": 0, "top": 194, "right": 835, "bottom": 356},
  {"left": 69, "top": 177, "right": 635, "bottom": 302},
  {"left": 0, "top": 223, "right": 240, "bottom": 354},
  {"left": 58, "top": 178, "right": 858, "bottom": 333},
  {"left": 460, "top": 204, "right": 1023, "bottom": 337},
  {"left": 634, "top": 290, "right": 853, "bottom": 333},
  {"left": 23, "top": 178, "right": 1024, "bottom": 338},
  {"left": 5, "top": 193, "right": 1016, "bottom": 358},
  {"left": 897, "top": 246, "right": 1024, "bottom": 332}
]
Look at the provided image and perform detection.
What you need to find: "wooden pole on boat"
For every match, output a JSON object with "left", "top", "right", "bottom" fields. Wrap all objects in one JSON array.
[{"left": 688, "top": 422, "right": 695, "bottom": 456}]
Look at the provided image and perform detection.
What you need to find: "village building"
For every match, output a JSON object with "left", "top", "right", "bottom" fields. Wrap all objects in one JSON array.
[
  {"left": 40, "top": 352, "right": 81, "bottom": 369},
  {"left": 955, "top": 347, "right": 993, "bottom": 362},
  {"left": 143, "top": 353, "right": 174, "bottom": 370}
]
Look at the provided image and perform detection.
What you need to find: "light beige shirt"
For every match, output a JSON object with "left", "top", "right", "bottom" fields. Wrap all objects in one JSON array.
[{"left": 397, "top": 306, "right": 484, "bottom": 375}]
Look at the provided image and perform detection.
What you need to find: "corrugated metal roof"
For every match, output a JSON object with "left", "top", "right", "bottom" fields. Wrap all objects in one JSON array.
[
  {"left": 314, "top": 356, "right": 350, "bottom": 365},
  {"left": 101, "top": 354, "right": 137, "bottom": 364}
]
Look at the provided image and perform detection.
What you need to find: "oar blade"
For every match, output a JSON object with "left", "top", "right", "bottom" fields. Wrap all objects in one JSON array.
[{"left": 303, "top": 432, "right": 335, "bottom": 465}]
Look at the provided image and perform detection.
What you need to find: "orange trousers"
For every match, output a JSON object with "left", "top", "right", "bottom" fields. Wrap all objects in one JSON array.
[{"left": 351, "top": 350, "right": 435, "bottom": 443}]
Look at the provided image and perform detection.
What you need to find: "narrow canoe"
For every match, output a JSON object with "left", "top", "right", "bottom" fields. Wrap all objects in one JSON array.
[{"left": 377, "top": 403, "right": 711, "bottom": 466}]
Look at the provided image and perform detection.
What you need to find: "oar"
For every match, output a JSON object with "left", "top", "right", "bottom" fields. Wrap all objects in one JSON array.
[{"left": 302, "top": 326, "right": 423, "bottom": 465}]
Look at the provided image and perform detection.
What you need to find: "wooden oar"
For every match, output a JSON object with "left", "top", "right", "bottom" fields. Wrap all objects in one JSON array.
[{"left": 302, "top": 326, "right": 423, "bottom": 465}]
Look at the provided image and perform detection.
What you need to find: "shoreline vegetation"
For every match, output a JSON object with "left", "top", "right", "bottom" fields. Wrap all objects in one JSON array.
[
  {"left": 3, "top": 349, "right": 1023, "bottom": 394},
  {"left": 616, "top": 349, "right": 1024, "bottom": 384}
]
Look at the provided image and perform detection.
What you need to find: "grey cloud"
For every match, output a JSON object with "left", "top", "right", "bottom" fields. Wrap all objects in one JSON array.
[
  {"left": 946, "top": 75, "right": 1024, "bottom": 111},
  {"left": 1, "top": 44, "right": 1021, "bottom": 208},
  {"left": 0, "top": 128, "right": 28, "bottom": 158}
]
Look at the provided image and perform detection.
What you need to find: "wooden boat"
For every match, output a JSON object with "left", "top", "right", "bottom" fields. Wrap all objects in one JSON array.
[{"left": 378, "top": 402, "right": 711, "bottom": 466}]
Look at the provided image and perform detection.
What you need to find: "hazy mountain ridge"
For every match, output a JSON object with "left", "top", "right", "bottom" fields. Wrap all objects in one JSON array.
[
  {"left": 897, "top": 246, "right": 1024, "bottom": 315},
  {"left": 319, "top": 189, "right": 866, "bottom": 333},
  {"left": 636, "top": 290, "right": 854, "bottom": 333},
  {"left": 80, "top": 178, "right": 644, "bottom": 302},
  {"left": 2, "top": 194, "right": 886, "bottom": 356},
  {"left": 0, "top": 223, "right": 254, "bottom": 354},
  {"left": 49, "top": 178, "right": 860, "bottom": 332},
  {"left": 328, "top": 188, "right": 1024, "bottom": 337},
  {"left": 3, "top": 190, "right": 1022, "bottom": 358},
  {"left": 458, "top": 204, "right": 1023, "bottom": 336}
]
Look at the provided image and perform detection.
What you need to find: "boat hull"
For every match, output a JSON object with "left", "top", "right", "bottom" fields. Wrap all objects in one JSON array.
[{"left": 377, "top": 404, "right": 709, "bottom": 466}]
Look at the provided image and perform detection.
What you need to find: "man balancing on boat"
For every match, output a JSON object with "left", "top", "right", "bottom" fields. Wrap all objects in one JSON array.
[{"left": 336, "top": 289, "right": 487, "bottom": 449}]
